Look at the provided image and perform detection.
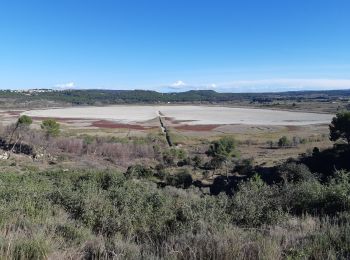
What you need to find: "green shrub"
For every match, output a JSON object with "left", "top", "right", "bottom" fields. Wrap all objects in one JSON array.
[
  {"left": 283, "top": 180, "right": 325, "bottom": 214},
  {"left": 154, "top": 164, "right": 167, "bottom": 180},
  {"left": 41, "top": 118, "right": 60, "bottom": 137},
  {"left": 125, "top": 165, "right": 154, "bottom": 179},
  {"left": 234, "top": 158, "right": 255, "bottom": 176},
  {"left": 286, "top": 218, "right": 350, "bottom": 259},
  {"left": 55, "top": 223, "right": 90, "bottom": 245},
  {"left": 166, "top": 169, "right": 193, "bottom": 188},
  {"left": 230, "top": 175, "right": 285, "bottom": 226},
  {"left": 162, "top": 148, "right": 188, "bottom": 166},
  {"left": 1, "top": 166, "right": 350, "bottom": 258},
  {"left": 278, "top": 136, "right": 291, "bottom": 147},
  {"left": 323, "top": 170, "right": 350, "bottom": 214},
  {"left": 277, "top": 162, "right": 315, "bottom": 183},
  {"left": 192, "top": 155, "right": 203, "bottom": 168},
  {"left": 283, "top": 170, "right": 350, "bottom": 215},
  {"left": 13, "top": 238, "right": 49, "bottom": 260},
  {"left": 330, "top": 111, "right": 350, "bottom": 144}
]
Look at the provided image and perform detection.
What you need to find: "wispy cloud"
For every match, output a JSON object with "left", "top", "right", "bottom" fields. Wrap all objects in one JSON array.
[
  {"left": 170, "top": 80, "right": 187, "bottom": 88},
  {"left": 162, "top": 78, "right": 350, "bottom": 92},
  {"left": 224, "top": 78, "right": 350, "bottom": 88},
  {"left": 54, "top": 82, "right": 76, "bottom": 89}
]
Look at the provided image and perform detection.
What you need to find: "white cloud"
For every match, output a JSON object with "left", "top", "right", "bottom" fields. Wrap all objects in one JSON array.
[
  {"left": 54, "top": 82, "right": 76, "bottom": 89},
  {"left": 218, "top": 78, "right": 350, "bottom": 92},
  {"left": 171, "top": 80, "right": 187, "bottom": 88},
  {"left": 161, "top": 78, "right": 350, "bottom": 93}
]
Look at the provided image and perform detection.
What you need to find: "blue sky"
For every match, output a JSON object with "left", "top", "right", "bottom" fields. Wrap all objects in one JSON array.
[{"left": 0, "top": 0, "right": 349, "bottom": 92}]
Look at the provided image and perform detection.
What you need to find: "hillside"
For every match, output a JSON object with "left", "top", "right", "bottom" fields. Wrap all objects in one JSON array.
[{"left": 1, "top": 89, "right": 350, "bottom": 112}]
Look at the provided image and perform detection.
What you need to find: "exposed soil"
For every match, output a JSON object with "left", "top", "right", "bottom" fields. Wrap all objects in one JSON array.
[
  {"left": 30, "top": 116, "right": 85, "bottom": 122},
  {"left": 164, "top": 116, "right": 197, "bottom": 124},
  {"left": 91, "top": 120, "right": 157, "bottom": 130},
  {"left": 6, "top": 111, "right": 25, "bottom": 116},
  {"left": 285, "top": 125, "right": 301, "bottom": 131},
  {"left": 23, "top": 105, "right": 333, "bottom": 126},
  {"left": 174, "top": 124, "right": 220, "bottom": 131}
]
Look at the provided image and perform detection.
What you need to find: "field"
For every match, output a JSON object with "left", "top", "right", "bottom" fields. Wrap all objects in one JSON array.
[
  {"left": 0, "top": 99, "right": 349, "bottom": 259},
  {"left": 7, "top": 105, "right": 330, "bottom": 166},
  {"left": 22, "top": 105, "right": 333, "bottom": 125},
  {"left": 0, "top": 105, "right": 335, "bottom": 168}
]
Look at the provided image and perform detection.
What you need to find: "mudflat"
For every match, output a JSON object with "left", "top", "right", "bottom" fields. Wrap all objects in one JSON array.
[{"left": 23, "top": 105, "right": 333, "bottom": 126}]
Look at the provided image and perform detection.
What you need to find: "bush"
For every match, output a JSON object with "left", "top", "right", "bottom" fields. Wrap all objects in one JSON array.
[
  {"left": 330, "top": 111, "right": 350, "bottom": 144},
  {"left": 277, "top": 162, "right": 315, "bottom": 183},
  {"left": 323, "top": 170, "right": 350, "bottom": 214},
  {"left": 41, "top": 119, "right": 60, "bottom": 137},
  {"left": 286, "top": 218, "right": 350, "bottom": 259},
  {"left": 154, "top": 164, "right": 167, "bottom": 179},
  {"left": 162, "top": 148, "right": 188, "bottom": 166},
  {"left": 278, "top": 136, "right": 291, "bottom": 148},
  {"left": 282, "top": 180, "right": 325, "bottom": 215},
  {"left": 13, "top": 238, "right": 49, "bottom": 260},
  {"left": 125, "top": 165, "right": 154, "bottom": 179},
  {"left": 166, "top": 169, "right": 193, "bottom": 188},
  {"left": 1, "top": 165, "right": 350, "bottom": 258},
  {"left": 206, "top": 136, "right": 239, "bottom": 169},
  {"left": 283, "top": 170, "right": 350, "bottom": 215},
  {"left": 55, "top": 223, "right": 89, "bottom": 245},
  {"left": 17, "top": 115, "right": 33, "bottom": 126},
  {"left": 192, "top": 155, "right": 203, "bottom": 168},
  {"left": 229, "top": 175, "right": 285, "bottom": 227},
  {"left": 233, "top": 158, "right": 255, "bottom": 176}
]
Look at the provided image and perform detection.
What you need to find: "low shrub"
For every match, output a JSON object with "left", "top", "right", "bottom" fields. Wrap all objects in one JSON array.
[
  {"left": 277, "top": 162, "right": 315, "bottom": 183},
  {"left": 165, "top": 169, "right": 193, "bottom": 188},
  {"left": 125, "top": 165, "right": 154, "bottom": 179},
  {"left": 12, "top": 238, "right": 49, "bottom": 260},
  {"left": 229, "top": 175, "right": 285, "bottom": 226}
]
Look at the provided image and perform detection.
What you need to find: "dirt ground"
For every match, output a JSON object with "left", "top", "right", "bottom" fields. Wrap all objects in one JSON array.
[{"left": 0, "top": 106, "right": 334, "bottom": 166}]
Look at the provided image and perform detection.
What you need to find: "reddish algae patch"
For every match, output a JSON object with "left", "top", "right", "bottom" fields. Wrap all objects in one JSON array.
[
  {"left": 174, "top": 124, "right": 220, "bottom": 131},
  {"left": 91, "top": 120, "right": 155, "bottom": 130}
]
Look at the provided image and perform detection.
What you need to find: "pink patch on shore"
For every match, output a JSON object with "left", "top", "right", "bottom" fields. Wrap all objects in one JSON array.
[
  {"left": 174, "top": 124, "right": 220, "bottom": 131},
  {"left": 91, "top": 120, "right": 156, "bottom": 130}
]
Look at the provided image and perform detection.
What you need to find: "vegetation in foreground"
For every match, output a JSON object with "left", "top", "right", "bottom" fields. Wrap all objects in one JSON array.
[
  {"left": 1, "top": 167, "right": 350, "bottom": 259},
  {"left": 0, "top": 111, "right": 350, "bottom": 259}
]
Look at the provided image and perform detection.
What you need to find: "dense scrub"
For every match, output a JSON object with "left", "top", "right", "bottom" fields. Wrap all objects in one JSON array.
[
  {"left": 0, "top": 166, "right": 350, "bottom": 259},
  {"left": 1, "top": 110, "right": 350, "bottom": 259},
  {"left": 1, "top": 89, "right": 350, "bottom": 107}
]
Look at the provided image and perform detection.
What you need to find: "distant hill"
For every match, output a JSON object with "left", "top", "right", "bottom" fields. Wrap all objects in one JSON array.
[{"left": 0, "top": 88, "right": 350, "bottom": 107}]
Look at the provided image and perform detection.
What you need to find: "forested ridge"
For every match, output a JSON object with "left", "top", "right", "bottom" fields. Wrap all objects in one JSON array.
[{"left": 1, "top": 89, "right": 350, "bottom": 106}]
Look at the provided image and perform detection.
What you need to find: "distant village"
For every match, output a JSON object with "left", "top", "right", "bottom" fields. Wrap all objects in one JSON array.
[{"left": 10, "top": 88, "right": 56, "bottom": 93}]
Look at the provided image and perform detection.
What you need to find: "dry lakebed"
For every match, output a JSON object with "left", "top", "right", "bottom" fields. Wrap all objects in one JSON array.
[{"left": 23, "top": 105, "right": 333, "bottom": 126}]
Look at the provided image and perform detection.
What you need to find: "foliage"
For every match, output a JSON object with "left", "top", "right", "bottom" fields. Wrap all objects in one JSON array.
[
  {"left": 278, "top": 136, "right": 291, "bottom": 147},
  {"left": 162, "top": 147, "right": 188, "bottom": 166},
  {"left": 2, "top": 89, "right": 350, "bottom": 108},
  {"left": 17, "top": 115, "right": 33, "bottom": 126},
  {"left": 0, "top": 113, "right": 350, "bottom": 258},
  {"left": 330, "top": 111, "right": 350, "bottom": 144},
  {"left": 229, "top": 175, "right": 285, "bottom": 226},
  {"left": 125, "top": 164, "right": 154, "bottom": 179},
  {"left": 165, "top": 169, "right": 193, "bottom": 188},
  {"left": 277, "top": 162, "right": 315, "bottom": 183},
  {"left": 206, "top": 136, "right": 239, "bottom": 171},
  {"left": 192, "top": 155, "right": 203, "bottom": 168},
  {"left": 41, "top": 119, "right": 60, "bottom": 137},
  {"left": 234, "top": 158, "right": 255, "bottom": 176},
  {"left": 0, "top": 166, "right": 350, "bottom": 258}
]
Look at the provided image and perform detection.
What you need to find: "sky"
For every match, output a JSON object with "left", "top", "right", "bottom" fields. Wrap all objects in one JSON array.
[{"left": 0, "top": 0, "right": 349, "bottom": 92}]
